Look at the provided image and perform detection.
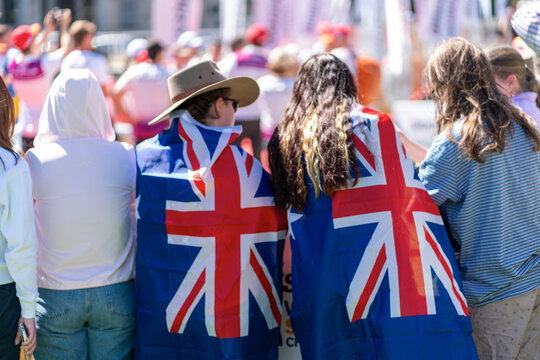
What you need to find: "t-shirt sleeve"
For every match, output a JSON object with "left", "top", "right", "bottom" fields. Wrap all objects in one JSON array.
[
  {"left": 113, "top": 67, "right": 135, "bottom": 93},
  {"left": 92, "top": 55, "right": 110, "bottom": 85},
  {"left": 41, "top": 48, "right": 65, "bottom": 75},
  {"left": 512, "top": 2, "right": 540, "bottom": 55},
  {"left": 418, "top": 134, "right": 464, "bottom": 206}
]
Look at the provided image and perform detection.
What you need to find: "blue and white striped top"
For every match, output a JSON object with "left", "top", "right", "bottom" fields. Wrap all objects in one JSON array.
[{"left": 418, "top": 121, "right": 540, "bottom": 307}]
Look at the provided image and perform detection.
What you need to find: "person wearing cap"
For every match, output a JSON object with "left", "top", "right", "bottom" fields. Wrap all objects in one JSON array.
[
  {"left": 135, "top": 61, "right": 286, "bottom": 358},
  {"left": 7, "top": 9, "right": 71, "bottom": 151},
  {"left": 26, "top": 68, "right": 136, "bottom": 359},
  {"left": 61, "top": 20, "right": 110, "bottom": 94},
  {"left": 317, "top": 21, "right": 358, "bottom": 79},
  {"left": 169, "top": 30, "right": 204, "bottom": 73},
  {"left": 218, "top": 23, "right": 271, "bottom": 160},
  {"left": 112, "top": 40, "right": 170, "bottom": 143}
]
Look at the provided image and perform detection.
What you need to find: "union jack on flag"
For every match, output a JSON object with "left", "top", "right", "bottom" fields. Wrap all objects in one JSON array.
[
  {"left": 135, "top": 111, "right": 286, "bottom": 359},
  {"left": 287, "top": 107, "right": 478, "bottom": 360}
]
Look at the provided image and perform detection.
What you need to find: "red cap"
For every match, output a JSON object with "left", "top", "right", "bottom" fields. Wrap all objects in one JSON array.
[
  {"left": 11, "top": 25, "right": 35, "bottom": 51},
  {"left": 135, "top": 49, "right": 149, "bottom": 63},
  {"left": 245, "top": 24, "right": 268, "bottom": 46}
]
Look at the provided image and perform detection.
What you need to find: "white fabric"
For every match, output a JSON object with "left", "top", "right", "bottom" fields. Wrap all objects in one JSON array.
[
  {"left": 35, "top": 69, "right": 115, "bottom": 145},
  {"left": 0, "top": 151, "right": 37, "bottom": 317},
  {"left": 9, "top": 50, "right": 64, "bottom": 138},
  {"left": 113, "top": 62, "right": 170, "bottom": 123},
  {"left": 256, "top": 73, "right": 295, "bottom": 140},
  {"left": 218, "top": 45, "right": 269, "bottom": 121},
  {"left": 26, "top": 69, "right": 135, "bottom": 290},
  {"left": 61, "top": 50, "right": 110, "bottom": 85}
]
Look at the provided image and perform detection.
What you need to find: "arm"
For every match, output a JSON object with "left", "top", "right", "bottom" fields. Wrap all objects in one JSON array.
[
  {"left": 58, "top": 8, "right": 72, "bottom": 51},
  {"left": 396, "top": 127, "right": 428, "bottom": 163},
  {"left": 111, "top": 87, "right": 134, "bottom": 124},
  {"left": 1, "top": 159, "right": 37, "bottom": 354},
  {"left": 417, "top": 136, "right": 463, "bottom": 207}
]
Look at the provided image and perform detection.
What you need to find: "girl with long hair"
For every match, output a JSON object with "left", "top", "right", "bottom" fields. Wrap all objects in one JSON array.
[
  {"left": 268, "top": 53, "right": 477, "bottom": 359},
  {"left": 486, "top": 44, "right": 540, "bottom": 128},
  {"left": 418, "top": 37, "right": 540, "bottom": 359},
  {"left": 0, "top": 76, "right": 37, "bottom": 359}
]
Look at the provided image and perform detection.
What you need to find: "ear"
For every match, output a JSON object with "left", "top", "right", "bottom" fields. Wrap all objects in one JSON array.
[
  {"left": 213, "top": 96, "right": 224, "bottom": 118},
  {"left": 507, "top": 74, "right": 520, "bottom": 96}
]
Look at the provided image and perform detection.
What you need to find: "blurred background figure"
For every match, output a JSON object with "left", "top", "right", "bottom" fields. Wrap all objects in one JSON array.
[
  {"left": 61, "top": 20, "right": 110, "bottom": 94},
  {"left": 317, "top": 21, "right": 358, "bottom": 78},
  {"left": 7, "top": 9, "right": 71, "bottom": 151},
  {"left": 169, "top": 30, "right": 203, "bottom": 72},
  {"left": 125, "top": 37, "right": 148, "bottom": 66},
  {"left": 486, "top": 44, "right": 540, "bottom": 128},
  {"left": 0, "top": 24, "right": 12, "bottom": 80},
  {"left": 257, "top": 45, "right": 299, "bottom": 169},
  {"left": 219, "top": 23, "right": 270, "bottom": 159},
  {"left": 112, "top": 40, "right": 169, "bottom": 144}
]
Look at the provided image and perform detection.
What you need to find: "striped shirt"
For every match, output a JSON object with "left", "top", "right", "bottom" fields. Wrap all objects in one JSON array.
[
  {"left": 418, "top": 121, "right": 540, "bottom": 307},
  {"left": 511, "top": 1, "right": 540, "bottom": 55}
]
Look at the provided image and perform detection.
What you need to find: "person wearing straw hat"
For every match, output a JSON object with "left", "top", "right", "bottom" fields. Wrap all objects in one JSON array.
[{"left": 135, "top": 61, "right": 286, "bottom": 359}]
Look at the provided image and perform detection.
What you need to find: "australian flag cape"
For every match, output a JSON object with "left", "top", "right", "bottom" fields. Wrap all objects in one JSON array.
[
  {"left": 135, "top": 110, "right": 287, "bottom": 359},
  {"left": 287, "top": 106, "right": 478, "bottom": 360}
]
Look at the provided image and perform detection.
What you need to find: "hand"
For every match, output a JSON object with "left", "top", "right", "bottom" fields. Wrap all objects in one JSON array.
[
  {"left": 43, "top": 10, "right": 56, "bottom": 32},
  {"left": 15, "top": 317, "right": 36, "bottom": 356},
  {"left": 60, "top": 9, "right": 72, "bottom": 29}
]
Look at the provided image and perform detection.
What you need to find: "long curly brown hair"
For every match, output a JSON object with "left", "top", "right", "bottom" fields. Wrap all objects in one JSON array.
[
  {"left": 268, "top": 53, "right": 360, "bottom": 211},
  {"left": 426, "top": 37, "right": 540, "bottom": 162}
]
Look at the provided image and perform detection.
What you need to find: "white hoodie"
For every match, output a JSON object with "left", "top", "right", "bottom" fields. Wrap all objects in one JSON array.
[{"left": 26, "top": 69, "right": 136, "bottom": 289}]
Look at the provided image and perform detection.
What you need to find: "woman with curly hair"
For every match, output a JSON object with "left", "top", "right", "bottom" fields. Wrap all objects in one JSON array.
[
  {"left": 268, "top": 53, "right": 477, "bottom": 360},
  {"left": 417, "top": 37, "right": 540, "bottom": 359}
]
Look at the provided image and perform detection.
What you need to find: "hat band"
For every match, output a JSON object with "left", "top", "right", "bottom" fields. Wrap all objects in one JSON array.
[{"left": 170, "top": 80, "right": 221, "bottom": 104}]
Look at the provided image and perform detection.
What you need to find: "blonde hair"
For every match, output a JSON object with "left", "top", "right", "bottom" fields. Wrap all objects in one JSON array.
[{"left": 268, "top": 53, "right": 359, "bottom": 211}]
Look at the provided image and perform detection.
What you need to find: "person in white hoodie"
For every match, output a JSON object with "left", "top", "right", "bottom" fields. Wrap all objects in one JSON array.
[
  {"left": 26, "top": 69, "right": 136, "bottom": 359},
  {"left": 0, "top": 76, "right": 37, "bottom": 359}
]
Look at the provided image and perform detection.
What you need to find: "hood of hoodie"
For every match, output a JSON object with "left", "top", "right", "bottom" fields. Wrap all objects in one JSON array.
[{"left": 34, "top": 68, "right": 114, "bottom": 146}]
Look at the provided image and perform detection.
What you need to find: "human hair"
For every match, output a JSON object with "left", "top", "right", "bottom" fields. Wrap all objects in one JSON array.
[
  {"left": 69, "top": 20, "right": 96, "bottom": 47},
  {"left": 486, "top": 44, "right": 540, "bottom": 108},
  {"left": 267, "top": 46, "right": 298, "bottom": 75},
  {"left": 426, "top": 37, "right": 540, "bottom": 163},
  {"left": 146, "top": 40, "right": 163, "bottom": 62},
  {"left": 179, "top": 88, "right": 229, "bottom": 124},
  {"left": 268, "top": 53, "right": 360, "bottom": 211},
  {"left": 0, "top": 76, "right": 18, "bottom": 167}
]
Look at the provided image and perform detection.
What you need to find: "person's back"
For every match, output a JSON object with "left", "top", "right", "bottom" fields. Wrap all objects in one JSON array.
[
  {"left": 418, "top": 37, "right": 540, "bottom": 359},
  {"left": 27, "top": 68, "right": 136, "bottom": 360},
  {"left": 27, "top": 139, "right": 134, "bottom": 288},
  {"left": 267, "top": 53, "right": 478, "bottom": 360}
]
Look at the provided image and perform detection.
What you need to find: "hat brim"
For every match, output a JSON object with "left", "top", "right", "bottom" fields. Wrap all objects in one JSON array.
[{"left": 148, "top": 77, "right": 260, "bottom": 126}]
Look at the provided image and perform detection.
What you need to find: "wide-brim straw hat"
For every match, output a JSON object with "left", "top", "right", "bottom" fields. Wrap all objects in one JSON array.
[{"left": 148, "top": 61, "right": 260, "bottom": 125}]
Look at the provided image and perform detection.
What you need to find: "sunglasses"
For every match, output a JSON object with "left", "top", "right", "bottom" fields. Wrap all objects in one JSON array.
[{"left": 222, "top": 97, "right": 239, "bottom": 112}]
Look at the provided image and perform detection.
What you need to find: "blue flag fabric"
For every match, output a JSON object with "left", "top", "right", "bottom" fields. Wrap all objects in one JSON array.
[
  {"left": 287, "top": 107, "right": 478, "bottom": 360},
  {"left": 135, "top": 111, "right": 287, "bottom": 359}
]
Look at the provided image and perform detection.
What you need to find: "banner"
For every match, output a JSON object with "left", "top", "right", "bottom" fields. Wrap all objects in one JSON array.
[
  {"left": 278, "top": 236, "right": 302, "bottom": 359},
  {"left": 151, "top": 0, "right": 204, "bottom": 46},
  {"left": 220, "top": 0, "right": 247, "bottom": 47}
]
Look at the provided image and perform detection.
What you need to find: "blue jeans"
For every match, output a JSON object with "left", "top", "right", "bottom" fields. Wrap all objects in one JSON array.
[
  {"left": 0, "top": 282, "right": 20, "bottom": 360},
  {"left": 35, "top": 280, "right": 135, "bottom": 360}
]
